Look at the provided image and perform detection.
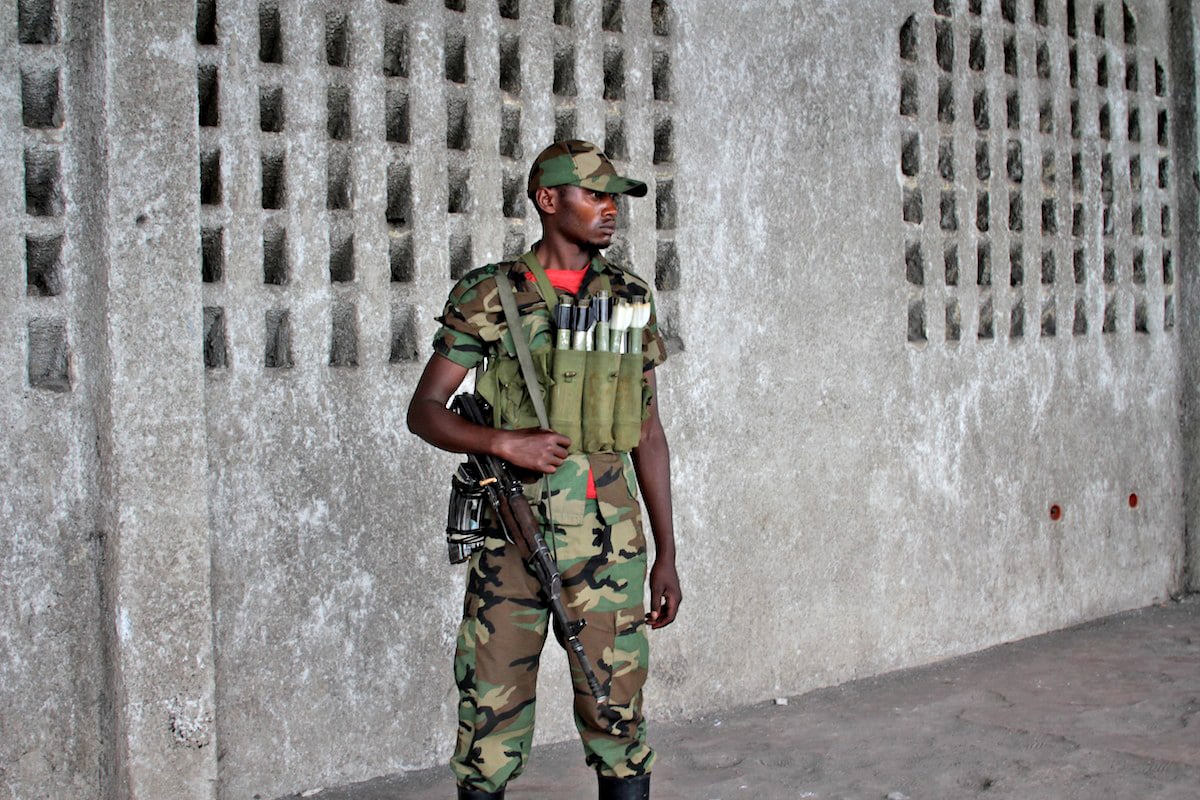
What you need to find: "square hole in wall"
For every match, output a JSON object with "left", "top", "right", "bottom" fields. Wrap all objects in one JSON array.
[
  {"left": 259, "top": 1, "right": 283, "bottom": 63},
  {"left": 19, "top": 0, "right": 58, "bottom": 44},
  {"left": 261, "top": 148, "right": 286, "bottom": 209},
  {"left": 327, "top": 85, "right": 351, "bottom": 140},
  {"left": 603, "top": 0, "right": 623, "bottom": 32},
  {"left": 20, "top": 67, "right": 61, "bottom": 130},
  {"left": 500, "top": 32, "right": 520, "bottom": 95},
  {"left": 907, "top": 299, "right": 927, "bottom": 344},
  {"left": 977, "top": 242, "right": 991, "bottom": 286},
  {"left": 330, "top": 299, "right": 359, "bottom": 367},
  {"left": 201, "top": 226, "right": 224, "bottom": 283},
  {"left": 27, "top": 317, "right": 70, "bottom": 391},
  {"left": 1010, "top": 300, "right": 1025, "bottom": 339},
  {"left": 500, "top": 104, "right": 522, "bottom": 159},
  {"left": 656, "top": 179, "right": 676, "bottom": 230},
  {"left": 390, "top": 230, "right": 413, "bottom": 282},
  {"left": 201, "top": 147, "right": 222, "bottom": 205},
  {"left": 327, "top": 148, "right": 352, "bottom": 210},
  {"left": 945, "top": 299, "right": 962, "bottom": 342},
  {"left": 900, "top": 72, "right": 918, "bottom": 117},
  {"left": 325, "top": 8, "right": 350, "bottom": 67},
  {"left": 383, "top": 17, "right": 409, "bottom": 78},
  {"left": 1102, "top": 295, "right": 1118, "bottom": 333},
  {"left": 905, "top": 241, "right": 924, "bottom": 286},
  {"left": 445, "top": 28, "right": 467, "bottom": 83},
  {"left": 554, "top": 44, "right": 577, "bottom": 96},
  {"left": 264, "top": 308, "right": 294, "bottom": 368},
  {"left": 651, "top": 0, "right": 670, "bottom": 35},
  {"left": 197, "top": 0, "right": 217, "bottom": 45},
  {"left": 387, "top": 161, "right": 411, "bottom": 225},
  {"left": 502, "top": 168, "right": 524, "bottom": 218},
  {"left": 263, "top": 223, "right": 288, "bottom": 285},
  {"left": 448, "top": 164, "right": 470, "bottom": 214},
  {"left": 555, "top": 0, "right": 573, "bottom": 26},
  {"left": 656, "top": 240, "right": 679, "bottom": 291},
  {"left": 605, "top": 114, "right": 627, "bottom": 161},
  {"left": 653, "top": 115, "right": 673, "bottom": 164},
  {"left": 25, "top": 234, "right": 63, "bottom": 296},
  {"left": 944, "top": 244, "right": 959, "bottom": 286},
  {"left": 260, "top": 85, "right": 285, "bottom": 132},
  {"left": 203, "top": 307, "right": 227, "bottom": 369},
  {"left": 604, "top": 45, "right": 625, "bottom": 101},
  {"left": 449, "top": 231, "right": 472, "bottom": 280},
  {"left": 24, "top": 146, "right": 63, "bottom": 217},
  {"left": 1073, "top": 296, "right": 1088, "bottom": 335},
  {"left": 978, "top": 296, "right": 995, "bottom": 340},
  {"left": 653, "top": 50, "right": 671, "bottom": 101},
  {"left": 1041, "top": 298, "right": 1056, "bottom": 337},
  {"left": 389, "top": 304, "right": 420, "bottom": 363},
  {"left": 554, "top": 107, "right": 576, "bottom": 141},
  {"left": 198, "top": 65, "right": 220, "bottom": 127},
  {"left": 329, "top": 226, "right": 355, "bottom": 282},
  {"left": 386, "top": 89, "right": 409, "bottom": 143},
  {"left": 447, "top": 92, "right": 470, "bottom": 150}
]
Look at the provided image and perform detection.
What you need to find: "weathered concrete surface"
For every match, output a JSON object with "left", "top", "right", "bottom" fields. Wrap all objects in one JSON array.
[
  {"left": 1173, "top": 0, "right": 1200, "bottom": 593},
  {"left": 1, "top": 1, "right": 1197, "bottom": 799},
  {"left": 286, "top": 596, "right": 1200, "bottom": 799},
  {"left": 95, "top": 2, "right": 219, "bottom": 798}
]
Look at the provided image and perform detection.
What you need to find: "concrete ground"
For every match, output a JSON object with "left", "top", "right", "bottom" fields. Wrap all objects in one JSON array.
[{"left": 283, "top": 596, "right": 1200, "bottom": 800}]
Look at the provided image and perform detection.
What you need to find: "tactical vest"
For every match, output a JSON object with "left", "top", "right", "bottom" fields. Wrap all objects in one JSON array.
[{"left": 475, "top": 251, "right": 652, "bottom": 454}]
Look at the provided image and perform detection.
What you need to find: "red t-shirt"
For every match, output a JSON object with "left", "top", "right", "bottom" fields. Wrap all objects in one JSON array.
[{"left": 527, "top": 268, "right": 598, "bottom": 499}]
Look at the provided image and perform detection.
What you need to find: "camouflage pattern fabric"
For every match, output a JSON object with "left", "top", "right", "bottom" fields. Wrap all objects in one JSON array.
[
  {"left": 453, "top": 485, "right": 654, "bottom": 792},
  {"left": 434, "top": 255, "right": 666, "bottom": 791},
  {"left": 527, "top": 139, "right": 648, "bottom": 197}
]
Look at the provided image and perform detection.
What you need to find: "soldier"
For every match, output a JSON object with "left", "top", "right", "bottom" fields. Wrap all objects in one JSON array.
[{"left": 407, "top": 140, "right": 681, "bottom": 800}]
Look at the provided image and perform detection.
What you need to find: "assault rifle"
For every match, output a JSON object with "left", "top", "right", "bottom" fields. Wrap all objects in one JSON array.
[{"left": 450, "top": 393, "right": 610, "bottom": 707}]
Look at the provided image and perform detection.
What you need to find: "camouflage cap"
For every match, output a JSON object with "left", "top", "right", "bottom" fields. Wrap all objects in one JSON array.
[{"left": 527, "top": 140, "right": 648, "bottom": 198}]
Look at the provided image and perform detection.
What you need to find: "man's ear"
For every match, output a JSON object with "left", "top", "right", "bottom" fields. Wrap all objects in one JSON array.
[{"left": 534, "top": 186, "right": 558, "bottom": 216}]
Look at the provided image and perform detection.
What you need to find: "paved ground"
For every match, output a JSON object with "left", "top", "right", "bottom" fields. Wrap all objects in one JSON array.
[{"left": 284, "top": 596, "right": 1200, "bottom": 800}]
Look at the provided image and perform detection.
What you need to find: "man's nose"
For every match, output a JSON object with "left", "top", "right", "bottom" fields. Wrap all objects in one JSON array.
[{"left": 601, "top": 195, "right": 617, "bottom": 218}]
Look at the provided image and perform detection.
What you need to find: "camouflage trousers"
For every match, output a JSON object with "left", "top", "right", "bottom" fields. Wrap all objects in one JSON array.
[{"left": 452, "top": 472, "right": 655, "bottom": 793}]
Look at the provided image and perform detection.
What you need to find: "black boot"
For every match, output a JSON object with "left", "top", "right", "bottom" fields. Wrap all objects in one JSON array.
[
  {"left": 457, "top": 786, "right": 505, "bottom": 800},
  {"left": 597, "top": 774, "right": 650, "bottom": 800}
]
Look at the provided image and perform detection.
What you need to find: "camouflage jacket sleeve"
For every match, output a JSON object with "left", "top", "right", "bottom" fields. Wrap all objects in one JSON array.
[
  {"left": 642, "top": 293, "right": 668, "bottom": 373},
  {"left": 431, "top": 265, "right": 506, "bottom": 369}
]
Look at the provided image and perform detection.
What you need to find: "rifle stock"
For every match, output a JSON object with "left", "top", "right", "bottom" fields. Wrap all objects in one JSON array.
[{"left": 451, "top": 394, "right": 609, "bottom": 707}]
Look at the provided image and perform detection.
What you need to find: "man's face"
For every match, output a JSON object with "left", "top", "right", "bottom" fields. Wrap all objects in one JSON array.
[{"left": 551, "top": 185, "right": 619, "bottom": 248}]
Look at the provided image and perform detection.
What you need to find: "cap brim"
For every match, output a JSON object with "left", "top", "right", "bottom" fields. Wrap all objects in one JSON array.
[{"left": 579, "top": 174, "right": 648, "bottom": 197}]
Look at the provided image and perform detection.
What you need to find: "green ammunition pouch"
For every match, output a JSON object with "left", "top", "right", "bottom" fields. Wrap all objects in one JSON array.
[
  {"left": 548, "top": 348, "right": 586, "bottom": 452},
  {"left": 612, "top": 351, "right": 645, "bottom": 452},
  {"left": 581, "top": 349, "right": 621, "bottom": 452}
]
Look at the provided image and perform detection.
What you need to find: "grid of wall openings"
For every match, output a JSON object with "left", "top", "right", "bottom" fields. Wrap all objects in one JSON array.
[
  {"left": 197, "top": 0, "right": 676, "bottom": 371},
  {"left": 899, "top": 0, "right": 1176, "bottom": 346},
  {"left": 19, "top": 0, "right": 71, "bottom": 391}
]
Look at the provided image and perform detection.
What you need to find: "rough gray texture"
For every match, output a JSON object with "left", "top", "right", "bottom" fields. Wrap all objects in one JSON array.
[
  {"left": 1172, "top": 0, "right": 1200, "bottom": 592},
  {"left": 94, "top": 2, "right": 220, "bottom": 798},
  {"left": 0, "top": 2, "right": 1196, "bottom": 799}
]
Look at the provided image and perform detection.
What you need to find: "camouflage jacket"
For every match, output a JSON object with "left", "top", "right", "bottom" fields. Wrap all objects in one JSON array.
[{"left": 433, "top": 251, "right": 667, "bottom": 526}]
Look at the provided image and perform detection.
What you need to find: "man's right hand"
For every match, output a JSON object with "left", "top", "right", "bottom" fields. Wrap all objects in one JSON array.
[{"left": 494, "top": 428, "right": 571, "bottom": 473}]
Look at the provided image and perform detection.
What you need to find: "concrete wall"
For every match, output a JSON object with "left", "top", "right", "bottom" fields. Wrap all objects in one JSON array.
[
  {"left": 1172, "top": 0, "right": 1200, "bottom": 593},
  {"left": 0, "top": 1, "right": 1194, "bottom": 799}
]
